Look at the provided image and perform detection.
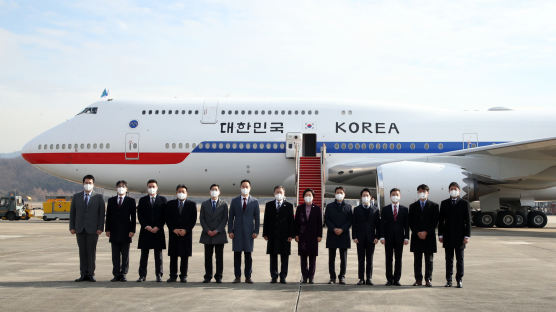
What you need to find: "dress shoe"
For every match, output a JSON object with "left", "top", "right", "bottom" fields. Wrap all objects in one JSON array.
[
  {"left": 457, "top": 280, "right": 463, "bottom": 288},
  {"left": 357, "top": 279, "right": 365, "bottom": 285},
  {"left": 167, "top": 277, "right": 177, "bottom": 283},
  {"left": 270, "top": 278, "right": 277, "bottom": 284},
  {"left": 180, "top": 277, "right": 187, "bottom": 283},
  {"left": 393, "top": 281, "right": 401, "bottom": 286},
  {"left": 88, "top": 276, "right": 96, "bottom": 282},
  {"left": 215, "top": 279, "right": 222, "bottom": 284},
  {"left": 413, "top": 281, "right": 422, "bottom": 286},
  {"left": 328, "top": 278, "right": 336, "bottom": 284},
  {"left": 385, "top": 281, "right": 393, "bottom": 286},
  {"left": 75, "top": 276, "right": 87, "bottom": 282},
  {"left": 233, "top": 277, "right": 241, "bottom": 283},
  {"left": 445, "top": 281, "right": 452, "bottom": 287},
  {"left": 366, "top": 280, "right": 374, "bottom": 286},
  {"left": 136, "top": 276, "right": 146, "bottom": 282},
  {"left": 309, "top": 279, "right": 314, "bottom": 284},
  {"left": 120, "top": 276, "right": 127, "bottom": 282},
  {"left": 156, "top": 275, "right": 162, "bottom": 282},
  {"left": 111, "top": 276, "right": 120, "bottom": 282},
  {"left": 245, "top": 278, "right": 254, "bottom": 284},
  {"left": 301, "top": 278, "right": 308, "bottom": 284},
  {"left": 203, "top": 279, "right": 211, "bottom": 283},
  {"left": 425, "top": 280, "right": 432, "bottom": 287},
  {"left": 280, "top": 278, "right": 286, "bottom": 284},
  {"left": 339, "top": 278, "right": 346, "bottom": 285}
]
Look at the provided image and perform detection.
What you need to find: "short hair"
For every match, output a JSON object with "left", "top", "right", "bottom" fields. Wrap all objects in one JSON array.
[
  {"left": 449, "top": 182, "right": 460, "bottom": 190},
  {"left": 390, "top": 188, "right": 401, "bottom": 195},
  {"left": 273, "top": 185, "right": 285, "bottom": 192},
  {"left": 240, "top": 179, "right": 251, "bottom": 186},
  {"left": 334, "top": 186, "right": 345, "bottom": 193},
  {"left": 176, "top": 184, "right": 188, "bottom": 191},
  {"left": 83, "top": 174, "right": 95, "bottom": 183},
  {"left": 147, "top": 179, "right": 158, "bottom": 186},
  {"left": 417, "top": 184, "right": 429, "bottom": 192},
  {"left": 360, "top": 188, "right": 372, "bottom": 196},
  {"left": 209, "top": 184, "right": 220, "bottom": 190},
  {"left": 303, "top": 188, "right": 314, "bottom": 197},
  {"left": 115, "top": 180, "right": 127, "bottom": 187}
]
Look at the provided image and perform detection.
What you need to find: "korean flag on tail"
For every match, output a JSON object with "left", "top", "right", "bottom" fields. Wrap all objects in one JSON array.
[{"left": 305, "top": 122, "right": 316, "bottom": 130}]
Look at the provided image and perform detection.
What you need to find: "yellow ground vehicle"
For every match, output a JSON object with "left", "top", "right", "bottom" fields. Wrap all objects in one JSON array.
[{"left": 42, "top": 196, "right": 72, "bottom": 221}]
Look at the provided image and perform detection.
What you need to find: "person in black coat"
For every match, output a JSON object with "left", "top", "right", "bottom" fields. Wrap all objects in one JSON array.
[
  {"left": 263, "top": 186, "right": 295, "bottom": 284},
  {"left": 166, "top": 185, "right": 197, "bottom": 283},
  {"left": 136, "top": 179, "right": 167, "bottom": 282},
  {"left": 352, "top": 188, "right": 380, "bottom": 286},
  {"left": 325, "top": 186, "right": 352, "bottom": 285},
  {"left": 380, "top": 188, "right": 409, "bottom": 286},
  {"left": 408, "top": 184, "right": 439, "bottom": 287},
  {"left": 105, "top": 180, "right": 136, "bottom": 282},
  {"left": 295, "top": 188, "right": 322, "bottom": 284},
  {"left": 438, "top": 182, "right": 471, "bottom": 288}
]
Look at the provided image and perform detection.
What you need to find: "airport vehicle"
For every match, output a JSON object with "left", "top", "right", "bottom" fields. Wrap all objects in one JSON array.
[
  {"left": 21, "top": 98, "right": 553, "bottom": 227},
  {"left": 0, "top": 192, "right": 27, "bottom": 220},
  {"left": 42, "top": 196, "right": 72, "bottom": 221}
]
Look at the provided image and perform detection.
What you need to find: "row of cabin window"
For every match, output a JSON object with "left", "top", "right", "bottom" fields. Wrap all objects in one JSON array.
[
  {"left": 165, "top": 142, "right": 286, "bottom": 150},
  {"left": 142, "top": 109, "right": 199, "bottom": 115},
  {"left": 141, "top": 109, "right": 320, "bottom": 116},
  {"left": 333, "top": 142, "right": 445, "bottom": 151},
  {"left": 38, "top": 143, "right": 111, "bottom": 150}
]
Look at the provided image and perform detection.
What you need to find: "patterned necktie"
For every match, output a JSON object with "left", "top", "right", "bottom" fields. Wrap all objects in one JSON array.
[
  {"left": 393, "top": 205, "right": 398, "bottom": 221},
  {"left": 243, "top": 198, "right": 247, "bottom": 211}
]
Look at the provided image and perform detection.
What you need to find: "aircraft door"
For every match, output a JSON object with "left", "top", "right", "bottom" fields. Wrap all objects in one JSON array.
[
  {"left": 201, "top": 102, "right": 218, "bottom": 124},
  {"left": 463, "top": 133, "right": 478, "bottom": 149},
  {"left": 286, "top": 132, "right": 302, "bottom": 158},
  {"left": 302, "top": 133, "right": 317, "bottom": 156},
  {"left": 125, "top": 133, "right": 140, "bottom": 160}
]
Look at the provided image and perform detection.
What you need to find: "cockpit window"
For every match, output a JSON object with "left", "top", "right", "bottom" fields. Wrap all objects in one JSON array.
[{"left": 77, "top": 107, "right": 98, "bottom": 115}]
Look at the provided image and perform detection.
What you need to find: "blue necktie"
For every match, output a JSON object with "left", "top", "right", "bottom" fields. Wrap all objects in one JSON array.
[
  {"left": 212, "top": 201, "right": 216, "bottom": 213},
  {"left": 85, "top": 194, "right": 89, "bottom": 206}
]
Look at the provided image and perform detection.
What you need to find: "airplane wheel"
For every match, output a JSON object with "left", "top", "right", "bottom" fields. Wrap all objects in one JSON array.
[
  {"left": 496, "top": 211, "right": 516, "bottom": 228},
  {"left": 528, "top": 211, "right": 548, "bottom": 228},
  {"left": 477, "top": 212, "right": 495, "bottom": 227},
  {"left": 514, "top": 212, "right": 527, "bottom": 227}
]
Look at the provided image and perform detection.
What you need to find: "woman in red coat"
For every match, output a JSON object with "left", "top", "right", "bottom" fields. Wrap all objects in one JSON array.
[{"left": 295, "top": 189, "right": 323, "bottom": 284}]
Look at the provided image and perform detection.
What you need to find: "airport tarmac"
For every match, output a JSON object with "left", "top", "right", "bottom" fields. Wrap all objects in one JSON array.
[{"left": 0, "top": 217, "right": 555, "bottom": 312}]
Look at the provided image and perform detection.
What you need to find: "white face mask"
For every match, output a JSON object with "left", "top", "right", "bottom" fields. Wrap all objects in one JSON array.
[
  {"left": 241, "top": 188, "right": 250, "bottom": 196},
  {"left": 304, "top": 196, "right": 313, "bottom": 204},
  {"left": 335, "top": 193, "right": 345, "bottom": 201},
  {"left": 84, "top": 183, "right": 94, "bottom": 192},
  {"left": 418, "top": 192, "right": 428, "bottom": 200},
  {"left": 450, "top": 189, "right": 460, "bottom": 198},
  {"left": 210, "top": 190, "right": 220, "bottom": 198},
  {"left": 274, "top": 193, "right": 284, "bottom": 201},
  {"left": 361, "top": 196, "right": 371, "bottom": 205},
  {"left": 117, "top": 187, "right": 127, "bottom": 195},
  {"left": 148, "top": 187, "right": 157, "bottom": 195},
  {"left": 391, "top": 195, "right": 400, "bottom": 203},
  {"left": 177, "top": 192, "right": 187, "bottom": 200}
]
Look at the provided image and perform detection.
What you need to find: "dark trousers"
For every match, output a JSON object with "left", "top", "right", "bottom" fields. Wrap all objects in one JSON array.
[
  {"left": 328, "top": 248, "right": 347, "bottom": 280},
  {"left": 356, "top": 242, "right": 375, "bottom": 280},
  {"left": 413, "top": 251, "right": 434, "bottom": 282},
  {"left": 204, "top": 244, "right": 224, "bottom": 280},
  {"left": 170, "top": 255, "right": 189, "bottom": 279},
  {"left": 76, "top": 232, "right": 98, "bottom": 277},
  {"left": 385, "top": 241, "right": 403, "bottom": 282},
  {"left": 111, "top": 242, "right": 130, "bottom": 277},
  {"left": 138, "top": 248, "right": 163, "bottom": 278},
  {"left": 270, "top": 253, "right": 289, "bottom": 279},
  {"left": 300, "top": 255, "right": 316, "bottom": 280},
  {"left": 234, "top": 251, "right": 252, "bottom": 278},
  {"left": 445, "top": 247, "right": 464, "bottom": 282}
]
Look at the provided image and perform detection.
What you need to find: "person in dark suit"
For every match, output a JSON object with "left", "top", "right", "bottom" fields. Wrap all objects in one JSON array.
[
  {"left": 166, "top": 185, "right": 197, "bottom": 283},
  {"left": 228, "top": 179, "right": 260, "bottom": 284},
  {"left": 200, "top": 184, "right": 228, "bottom": 283},
  {"left": 263, "top": 185, "right": 295, "bottom": 284},
  {"left": 105, "top": 180, "right": 136, "bottom": 282},
  {"left": 295, "top": 188, "right": 322, "bottom": 284},
  {"left": 408, "top": 184, "right": 439, "bottom": 287},
  {"left": 325, "top": 186, "right": 352, "bottom": 285},
  {"left": 438, "top": 182, "right": 471, "bottom": 288},
  {"left": 136, "top": 179, "right": 167, "bottom": 282},
  {"left": 352, "top": 188, "right": 380, "bottom": 286},
  {"left": 69, "top": 174, "right": 105, "bottom": 282},
  {"left": 380, "top": 188, "right": 409, "bottom": 286}
]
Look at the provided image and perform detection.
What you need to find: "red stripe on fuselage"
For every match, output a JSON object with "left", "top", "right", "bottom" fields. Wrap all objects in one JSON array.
[{"left": 21, "top": 152, "right": 190, "bottom": 165}]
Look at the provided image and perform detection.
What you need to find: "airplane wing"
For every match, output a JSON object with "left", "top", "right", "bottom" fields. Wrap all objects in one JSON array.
[{"left": 440, "top": 137, "right": 556, "bottom": 160}]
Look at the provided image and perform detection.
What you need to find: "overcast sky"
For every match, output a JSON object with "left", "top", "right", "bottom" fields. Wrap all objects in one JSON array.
[{"left": 1, "top": 0, "right": 555, "bottom": 153}]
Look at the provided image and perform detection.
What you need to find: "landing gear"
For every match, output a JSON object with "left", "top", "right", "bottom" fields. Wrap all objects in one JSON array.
[
  {"left": 527, "top": 210, "right": 548, "bottom": 228},
  {"left": 475, "top": 212, "right": 496, "bottom": 227},
  {"left": 496, "top": 211, "right": 516, "bottom": 228}
]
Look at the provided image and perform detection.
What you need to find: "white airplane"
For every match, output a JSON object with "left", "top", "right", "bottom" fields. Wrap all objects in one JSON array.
[{"left": 21, "top": 98, "right": 555, "bottom": 228}]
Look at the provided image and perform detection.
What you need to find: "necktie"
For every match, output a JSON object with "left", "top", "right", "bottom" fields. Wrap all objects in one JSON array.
[
  {"left": 420, "top": 201, "right": 424, "bottom": 211},
  {"left": 85, "top": 194, "right": 89, "bottom": 206},
  {"left": 393, "top": 205, "right": 398, "bottom": 221},
  {"left": 276, "top": 202, "right": 281, "bottom": 212},
  {"left": 179, "top": 201, "right": 183, "bottom": 215},
  {"left": 212, "top": 201, "right": 216, "bottom": 213},
  {"left": 453, "top": 199, "right": 457, "bottom": 205},
  {"left": 243, "top": 198, "right": 247, "bottom": 211},
  {"left": 151, "top": 197, "right": 155, "bottom": 206},
  {"left": 118, "top": 197, "right": 123, "bottom": 207}
]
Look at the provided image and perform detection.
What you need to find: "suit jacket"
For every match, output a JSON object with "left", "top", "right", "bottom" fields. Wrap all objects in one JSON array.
[
  {"left": 199, "top": 199, "right": 229, "bottom": 245},
  {"left": 325, "top": 201, "right": 352, "bottom": 249},
  {"left": 228, "top": 195, "right": 260, "bottom": 252},
  {"left": 351, "top": 204, "right": 380, "bottom": 245},
  {"left": 438, "top": 198, "right": 471, "bottom": 249},
  {"left": 408, "top": 200, "right": 439, "bottom": 253},
  {"left": 380, "top": 204, "right": 409, "bottom": 245},
  {"left": 137, "top": 195, "right": 167, "bottom": 250},
  {"left": 294, "top": 204, "right": 323, "bottom": 256},
  {"left": 166, "top": 199, "right": 197, "bottom": 257},
  {"left": 263, "top": 200, "right": 295, "bottom": 255},
  {"left": 105, "top": 196, "right": 136, "bottom": 244},
  {"left": 69, "top": 191, "right": 105, "bottom": 234}
]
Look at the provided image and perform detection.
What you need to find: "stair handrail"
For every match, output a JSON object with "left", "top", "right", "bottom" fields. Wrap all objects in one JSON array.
[
  {"left": 295, "top": 142, "right": 301, "bottom": 207},
  {"left": 320, "top": 143, "right": 326, "bottom": 208}
]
